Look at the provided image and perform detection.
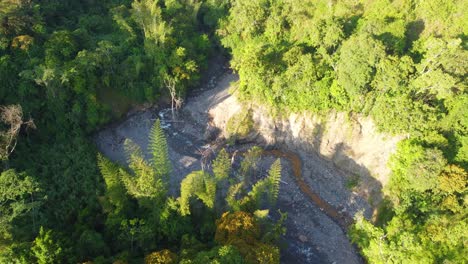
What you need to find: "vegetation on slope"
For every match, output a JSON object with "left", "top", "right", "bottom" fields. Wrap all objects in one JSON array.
[
  {"left": 1, "top": 0, "right": 466, "bottom": 263},
  {"left": 219, "top": 0, "right": 467, "bottom": 262}
]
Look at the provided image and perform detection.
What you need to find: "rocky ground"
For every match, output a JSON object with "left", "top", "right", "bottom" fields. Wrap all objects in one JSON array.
[{"left": 94, "top": 62, "right": 366, "bottom": 263}]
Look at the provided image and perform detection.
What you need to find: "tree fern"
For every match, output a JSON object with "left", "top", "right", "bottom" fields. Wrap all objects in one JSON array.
[
  {"left": 266, "top": 159, "right": 281, "bottom": 205},
  {"left": 124, "top": 139, "right": 150, "bottom": 179},
  {"left": 97, "top": 153, "right": 128, "bottom": 212},
  {"left": 248, "top": 178, "right": 269, "bottom": 210},
  {"left": 148, "top": 119, "right": 171, "bottom": 182},
  {"left": 247, "top": 159, "right": 282, "bottom": 210},
  {"left": 226, "top": 182, "right": 244, "bottom": 212},
  {"left": 240, "top": 146, "right": 263, "bottom": 185},
  {"left": 212, "top": 148, "right": 230, "bottom": 182},
  {"left": 179, "top": 171, "right": 217, "bottom": 216},
  {"left": 122, "top": 139, "right": 166, "bottom": 201}
]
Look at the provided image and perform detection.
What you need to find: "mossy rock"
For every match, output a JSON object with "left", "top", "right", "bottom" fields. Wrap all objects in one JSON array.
[{"left": 226, "top": 109, "right": 254, "bottom": 141}]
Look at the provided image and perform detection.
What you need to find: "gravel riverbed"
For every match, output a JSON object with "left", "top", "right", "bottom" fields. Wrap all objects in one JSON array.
[{"left": 94, "top": 65, "right": 366, "bottom": 264}]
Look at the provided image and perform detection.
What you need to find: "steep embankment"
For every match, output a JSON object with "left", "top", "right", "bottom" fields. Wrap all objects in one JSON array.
[{"left": 210, "top": 81, "right": 403, "bottom": 209}]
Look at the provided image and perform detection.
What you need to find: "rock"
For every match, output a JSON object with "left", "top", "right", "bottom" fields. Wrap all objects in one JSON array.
[
  {"left": 299, "top": 235, "right": 308, "bottom": 243},
  {"left": 204, "top": 124, "right": 220, "bottom": 141}
]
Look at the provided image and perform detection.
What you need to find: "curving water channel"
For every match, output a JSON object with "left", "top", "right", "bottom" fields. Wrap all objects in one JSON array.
[{"left": 262, "top": 150, "right": 354, "bottom": 231}]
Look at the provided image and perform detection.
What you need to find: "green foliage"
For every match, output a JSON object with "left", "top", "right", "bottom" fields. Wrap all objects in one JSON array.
[
  {"left": 149, "top": 119, "right": 172, "bottom": 181},
  {"left": 219, "top": 0, "right": 467, "bottom": 134},
  {"left": 212, "top": 148, "right": 230, "bottom": 181},
  {"left": 247, "top": 159, "right": 281, "bottom": 210},
  {"left": 179, "top": 171, "right": 217, "bottom": 216},
  {"left": 0, "top": 0, "right": 289, "bottom": 262},
  {"left": 97, "top": 153, "right": 128, "bottom": 213},
  {"left": 200, "top": 0, "right": 230, "bottom": 31},
  {"left": 220, "top": 1, "right": 467, "bottom": 263},
  {"left": 226, "top": 182, "right": 244, "bottom": 212},
  {"left": 180, "top": 245, "right": 245, "bottom": 264},
  {"left": 336, "top": 34, "right": 386, "bottom": 103},
  {"left": 239, "top": 146, "right": 263, "bottom": 185},
  {"left": 345, "top": 174, "right": 360, "bottom": 191},
  {"left": 95, "top": 122, "right": 285, "bottom": 260},
  {"left": 32, "top": 227, "right": 63, "bottom": 264},
  {"left": 122, "top": 139, "right": 166, "bottom": 201},
  {"left": 158, "top": 197, "right": 192, "bottom": 243},
  {"left": 389, "top": 140, "right": 447, "bottom": 194},
  {"left": 0, "top": 169, "right": 40, "bottom": 241},
  {"left": 77, "top": 230, "right": 108, "bottom": 258},
  {"left": 226, "top": 109, "right": 254, "bottom": 141},
  {"left": 352, "top": 138, "right": 468, "bottom": 263}
]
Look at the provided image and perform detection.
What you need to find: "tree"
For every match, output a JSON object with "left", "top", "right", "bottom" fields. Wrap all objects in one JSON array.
[
  {"left": 179, "top": 170, "right": 217, "bottom": 216},
  {"left": 225, "top": 182, "right": 244, "bottom": 212},
  {"left": 336, "top": 34, "right": 386, "bottom": 102},
  {"left": 145, "top": 249, "right": 177, "bottom": 264},
  {"left": 149, "top": 119, "right": 171, "bottom": 180},
  {"left": 0, "top": 169, "right": 40, "bottom": 241},
  {"left": 411, "top": 37, "right": 467, "bottom": 101},
  {"left": 186, "top": 245, "right": 245, "bottom": 264},
  {"left": 247, "top": 159, "right": 281, "bottom": 210},
  {"left": 131, "top": 0, "right": 172, "bottom": 47},
  {"left": 118, "top": 119, "right": 172, "bottom": 205},
  {"left": 215, "top": 211, "right": 280, "bottom": 264},
  {"left": 212, "top": 148, "right": 230, "bottom": 181},
  {"left": 97, "top": 153, "right": 128, "bottom": 213},
  {"left": 119, "top": 218, "right": 152, "bottom": 253},
  {"left": 0, "top": 0, "right": 39, "bottom": 37},
  {"left": 389, "top": 141, "right": 447, "bottom": 194},
  {"left": 31, "top": 227, "right": 63, "bottom": 264},
  {"left": 438, "top": 165, "right": 467, "bottom": 194},
  {"left": 122, "top": 139, "right": 166, "bottom": 201}
]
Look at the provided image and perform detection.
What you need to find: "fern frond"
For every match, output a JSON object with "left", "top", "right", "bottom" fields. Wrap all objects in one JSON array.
[
  {"left": 122, "top": 139, "right": 166, "bottom": 201},
  {"left": 124, "top": 139, "right": 146, "bottom": 174},
  {"left": 97, "top": 153, "right": 120, "bottom": 187},
  {"left": 267, "top": 159, "right": 281, "bottom": 205},
  {"left": 212, "top": 148, "right": 231, "bottom": 182},
  {"left": 179, "top": 171, "right": 217, "bottom": 216},
  {"left": 149, "top": 119, "right": 171, "bottom": 180},
  {"left": 248, "top": 178, "right": 269, "bottom": 210},
  {"left": 97, "top": 153, "right": 128, "bottom": 211},
  {"left": 226, "top": 182, "right": 243, "bottom": 212},
  {"left": 246, "top": 159, "right": 282, "bottom": 210},
  {"left": 240, "top": 146, "right": 263, "bottom": 184}
]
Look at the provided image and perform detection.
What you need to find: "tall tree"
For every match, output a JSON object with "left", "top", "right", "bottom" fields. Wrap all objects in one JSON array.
[
  {"left": 0, "top": 169, "right": 40, "bottom": 241},
  {"left": 31, "top": 227, "right": 63, "bottom": 264}
]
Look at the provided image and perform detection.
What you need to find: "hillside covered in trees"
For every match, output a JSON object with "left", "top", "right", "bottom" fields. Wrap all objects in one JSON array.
[
  {"left": 218, "top": 0, "right": 467, "bottom": 263},
  {"left": 0, "top": 0, "right": 467, "bottom": 263}
]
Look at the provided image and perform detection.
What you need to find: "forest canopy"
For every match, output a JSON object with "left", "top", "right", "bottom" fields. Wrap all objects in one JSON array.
[
  {"left": 0, "top": 0, "right": 467, "bottom": 263},
  {"left": 219, "top": 0, "right": 467, "bottom": 263}
]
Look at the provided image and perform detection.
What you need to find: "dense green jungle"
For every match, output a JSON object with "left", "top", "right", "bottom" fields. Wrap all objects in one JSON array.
[{"left": 0, "top": 0, "right": 466, "bottom": 263}]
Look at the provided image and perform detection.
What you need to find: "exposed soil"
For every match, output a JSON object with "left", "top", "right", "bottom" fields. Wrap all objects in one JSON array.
[{"left": 94, "top": 61, "right": 366, "bottom": 263}]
